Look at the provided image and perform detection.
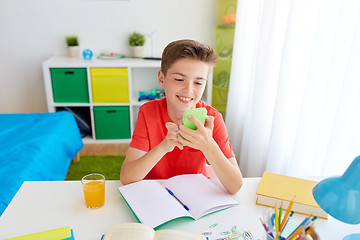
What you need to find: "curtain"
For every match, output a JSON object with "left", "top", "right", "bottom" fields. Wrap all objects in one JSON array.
[{"left": 225, "top": 0, "right": 360, "bottom": 178}]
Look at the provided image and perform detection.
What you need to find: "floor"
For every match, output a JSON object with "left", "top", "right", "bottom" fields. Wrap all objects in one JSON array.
[{"left": 79, "top": 143, "right": 129, "bottom": 156}]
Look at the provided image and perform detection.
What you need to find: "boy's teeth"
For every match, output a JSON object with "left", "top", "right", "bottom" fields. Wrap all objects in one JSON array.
[{"left": 179, "top": 96, "right": 192, "bottom": 101}]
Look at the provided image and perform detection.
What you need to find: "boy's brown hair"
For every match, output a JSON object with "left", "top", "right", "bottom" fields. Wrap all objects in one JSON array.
[{"left": 161, "top": 39, "right": 217, "bottom": 76}]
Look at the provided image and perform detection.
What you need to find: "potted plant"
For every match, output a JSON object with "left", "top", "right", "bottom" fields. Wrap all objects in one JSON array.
[
  {"left": 129, "top": 32, "right": 145, "bottom": 58},
  {"left": 66, "top": 36, "right": 80, "bottom": 58}
]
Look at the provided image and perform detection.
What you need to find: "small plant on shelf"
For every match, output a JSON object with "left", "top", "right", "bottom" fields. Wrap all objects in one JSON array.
[
  {"left": 129, "top": 32, "right": 145, "bottom": 46},
  {"left": 66, "top": 36, "right": 79, "bottom": 47},
  {"left": 66, "top": 36, "right": 80, "bottom": 58}
]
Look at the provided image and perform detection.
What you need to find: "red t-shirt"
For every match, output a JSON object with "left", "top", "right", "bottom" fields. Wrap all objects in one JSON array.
[{"left": 130, "top": 97, "right": 235, "bottom": 179}]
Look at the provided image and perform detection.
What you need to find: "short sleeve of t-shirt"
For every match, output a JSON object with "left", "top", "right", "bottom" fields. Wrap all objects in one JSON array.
[
  {"left": 130, "top": 109, "right": 150, "bottom": 151},
  {"left": 130, "top": 98, "right": 169, "bottom": 152}
]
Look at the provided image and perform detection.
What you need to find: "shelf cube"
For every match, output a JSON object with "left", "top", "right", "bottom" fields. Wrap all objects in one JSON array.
[
  {"left": 50, "top": 68, "right": 89, "bottom": 103},
  {"left": 90, "top": 68, "right": 129, "bottom": 103},
  {"left": 93, "top": 106, "right": 130, "bottom": 139}
]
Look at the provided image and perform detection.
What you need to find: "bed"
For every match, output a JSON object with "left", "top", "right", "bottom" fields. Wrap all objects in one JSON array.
[{"left": 0, "top": 111, "right": 83, "bottom": 215}]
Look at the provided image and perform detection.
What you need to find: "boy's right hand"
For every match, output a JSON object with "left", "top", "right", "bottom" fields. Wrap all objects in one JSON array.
[{"left": 162, "top": 122, "right": 183, "bottom": 152}]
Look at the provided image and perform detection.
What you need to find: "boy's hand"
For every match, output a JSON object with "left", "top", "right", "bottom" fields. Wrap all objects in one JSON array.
[
  {"left": 178, "top": 115, "right": 216, "bottom": 151},
  {"left": 161, "top": 122, "right": 183, "bottom": 152}
]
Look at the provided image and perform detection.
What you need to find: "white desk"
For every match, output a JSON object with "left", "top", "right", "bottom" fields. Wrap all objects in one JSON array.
[{"left": 0, "top": 179, "right": 358, "bottom": 240}]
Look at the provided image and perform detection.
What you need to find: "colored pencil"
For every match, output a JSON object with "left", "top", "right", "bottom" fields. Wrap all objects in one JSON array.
[
  {"left": 287, "top": 225, "right": 305, "bottom": 240},
  {"left": 278, "top": 201, "right": 283, "bottom": 230},
  {"left": 275, "top": 204, "right": 279, "bottom": 233},
  {"left": 260, "top": 218, "right": 275, "bottom": 239},
  {"left": 280, "top": 195, "right": 295, "bottom": 232}
]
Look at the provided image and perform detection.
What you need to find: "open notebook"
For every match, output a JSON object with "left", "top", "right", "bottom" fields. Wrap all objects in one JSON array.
[{"left": 118, "top": 174, "right": 239, "bottom": 229}]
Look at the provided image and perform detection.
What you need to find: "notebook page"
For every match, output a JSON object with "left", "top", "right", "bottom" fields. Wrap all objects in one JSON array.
[
  {"left": 161, "top": 174, "right": 238, "bottom": 219},
  {"left": 118, "top": 180, "right": 192, "bottom": 228}
]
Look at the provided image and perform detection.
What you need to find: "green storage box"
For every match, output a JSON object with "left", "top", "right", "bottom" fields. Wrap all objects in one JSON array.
[
  {"left": 50, "top": 68, "right": 89, "bottom": 103},
  {"left": 93, "top": 106, "right": 130, "bottom": 139}
]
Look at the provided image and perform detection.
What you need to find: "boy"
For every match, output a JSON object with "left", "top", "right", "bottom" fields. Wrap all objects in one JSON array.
[{"left": 120, "top": 39, "right": 242, "bottom": 194}]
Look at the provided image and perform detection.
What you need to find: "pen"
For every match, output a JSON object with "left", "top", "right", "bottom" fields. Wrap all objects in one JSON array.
[
  {"left": 270, "top": 213, "right": 275, "bottom": 229},
  {"left": 281, "top": 211, "right": 294, "bottom": 234},
  {"left": 304, "top": 216, "right": 317, "bottom": 228},
  {"left": 165, "top": 187, "right": 189, "bottom": 211},
  {"left": 280, "top": 196, "right": 295, "bottom": 232}
]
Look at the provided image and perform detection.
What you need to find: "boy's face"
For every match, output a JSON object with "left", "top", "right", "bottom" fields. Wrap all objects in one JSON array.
[{"left": 158, "top": 58, "right": 210, "bottom": 113}]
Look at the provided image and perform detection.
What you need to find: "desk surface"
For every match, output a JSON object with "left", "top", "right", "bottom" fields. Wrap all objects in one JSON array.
[{"left": 0, "top": 179, "right": 358, "bottom": 240}]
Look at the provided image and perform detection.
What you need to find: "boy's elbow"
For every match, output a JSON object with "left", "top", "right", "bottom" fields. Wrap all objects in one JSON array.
[
  {"left": 120, "top": 170, "right": 139, "bottom": 186},
  {"left": 120, "top": 175, "right": 132, "bottom": 186},
  {"left": 120, "top": 173, "right": 126, "bottom": 185},
  {"left": 120, "top": 169, "right": 130, "bottom": 185},
  {"left": 228, "top": 178, "right": 243, "bottom": 195}
]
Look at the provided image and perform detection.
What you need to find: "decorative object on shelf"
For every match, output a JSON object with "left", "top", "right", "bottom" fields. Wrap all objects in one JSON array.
[
  {"left": 129, "top": 32, "right": 145, "bottom": 58},
  {"left": 312, "top": 155, "right": 360, "bottom": 240},
  {"left": 82, "top": 49, "right": 93, "bottom": 60},
  {"left": 143, "top": 57, "right": 161, "bottom": 60},
  {"left": 97, "top": 52, "right": 125, "bottom": 60},
  {"left": 145, "top": 30, "right": 156, "bottom": 58},
  {"left": 138, "top": 88, "right": 164, "bottom": 101},
  {"left": 66, "top": 35, "right": 80, "bottom": 58}
]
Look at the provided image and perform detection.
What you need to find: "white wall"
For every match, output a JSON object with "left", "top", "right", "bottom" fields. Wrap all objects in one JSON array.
[{"left": 0, "top": 0, "right": 217, "bottom": 113}]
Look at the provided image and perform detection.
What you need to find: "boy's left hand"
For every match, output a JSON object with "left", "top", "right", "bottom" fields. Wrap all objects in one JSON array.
[{"left": 178, "top": 115, "right": 215, "bottom": 151}]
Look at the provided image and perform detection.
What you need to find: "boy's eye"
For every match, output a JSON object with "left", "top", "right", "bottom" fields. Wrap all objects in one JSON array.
[
  {"left": 195, "top": 81, "right": 203, "bottom": 85},
  {"left": 175, "top": 78, "right": 183, "bottom": 81}
]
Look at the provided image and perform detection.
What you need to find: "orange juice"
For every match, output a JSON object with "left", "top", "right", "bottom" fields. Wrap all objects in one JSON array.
[{"left": 83, "top": 180, "right": 105, "bottom": 208}]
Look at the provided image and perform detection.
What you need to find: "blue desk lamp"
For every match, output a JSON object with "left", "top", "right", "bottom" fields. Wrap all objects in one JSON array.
[{"left": 312, "top": 155, "right": 360, "bottom": 240}]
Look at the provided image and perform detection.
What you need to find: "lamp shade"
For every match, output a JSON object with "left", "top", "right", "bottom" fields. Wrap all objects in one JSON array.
[{"left": 312, "top": 155, "right": 360, "bottom": 224}]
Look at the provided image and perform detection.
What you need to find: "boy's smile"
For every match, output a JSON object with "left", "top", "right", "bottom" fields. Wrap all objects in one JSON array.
[
  {"left": 178, "top": 96, "right": 193, "bottom": 103},
  {"left": 158, "top": 58, "right": 210, "bottom": 122}
]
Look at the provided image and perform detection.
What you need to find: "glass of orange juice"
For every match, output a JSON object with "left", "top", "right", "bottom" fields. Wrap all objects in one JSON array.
[{"left": 81, "top": 173, "right": 105, "bottom": 209}]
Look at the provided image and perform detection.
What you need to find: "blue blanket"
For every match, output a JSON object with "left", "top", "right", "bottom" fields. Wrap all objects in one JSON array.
[{"left": 0, "top": 111, "right": 83, "bottom": 215}]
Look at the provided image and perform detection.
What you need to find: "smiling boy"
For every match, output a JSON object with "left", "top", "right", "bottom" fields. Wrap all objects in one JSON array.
[{"left": 120, "top": 39, "right": 243, "bottom": 194}]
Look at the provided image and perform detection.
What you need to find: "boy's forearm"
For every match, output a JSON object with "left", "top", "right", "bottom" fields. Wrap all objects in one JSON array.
[
  {"left": 120, "top": 143, "right": 168, "bottom": 185},
  {"left": 202, "top": 142, "right": 243, "bottom": 194}
]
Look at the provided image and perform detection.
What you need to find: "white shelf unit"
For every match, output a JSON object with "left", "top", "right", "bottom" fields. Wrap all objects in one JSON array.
[{"left": 42, "top": 56, "right": 213, "bottom": 143}]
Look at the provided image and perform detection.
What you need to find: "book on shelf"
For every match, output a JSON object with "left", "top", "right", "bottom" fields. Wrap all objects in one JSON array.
[
  {"left": 256, "top": 171, "right": 328, "bottom": 219},
  {"left": 118, "top": 174, "right": 239, "bottom": 229},
  {"left": 103, "top": 222, "right": 206, "bottom": 240}
]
